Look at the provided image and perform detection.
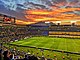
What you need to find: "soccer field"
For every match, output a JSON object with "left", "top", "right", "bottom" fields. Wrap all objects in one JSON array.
[{"left": 10, "top": 36, "right": 80, "bottom": 52}]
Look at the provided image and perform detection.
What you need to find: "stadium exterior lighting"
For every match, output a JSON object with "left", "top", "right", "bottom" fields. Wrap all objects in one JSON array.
[
  {"left": 56, "top": 21, "right": 61, "bottom": 25},
  {"left": 56, "top": 21, "right": 61, "bottom": 23},
  {"left": 71, "top": 21, "right": 76, "bottom": 23},
  {"left": 71, "top": 21, "right": 76, "bottom": 26},
  {"left": 45, "top": 21, "right": 50, "bottom": 23}
]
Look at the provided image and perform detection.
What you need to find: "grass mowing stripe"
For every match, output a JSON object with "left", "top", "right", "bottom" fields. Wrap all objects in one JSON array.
[
  {"left": 29, "top": 38, "right": 49, "bottom": 47},
  {"left": 20, "top": 37, "right": 47, "bottom": 46},
  {"left": 65, "top": 38, "right": 67, "bottom": 51},
  {"left": 21, "top": 40, "right": 38, "bottom": 46},
  {"left": 35, "top": 39, "right": 50, "bottom": 48},
  {"left": 67, "top": 39, "right": 74, "bottom": 52},
  {"left": 58, "top": 39, "right": 66, "bottom": 51},
  {"left": 41, "top": 39, "right": 54, "bottom": 48},
  {"left": 55, "top": 39, "right": 61, "bottom": 50},
  {"left": 73, "top": 40, "right": 80, "bottom": 52},
  {"left": 67, "top": 39, "right": 71, "bottom": 52},
  {"left": 74, "top": 40, "right": 80, "bottom": 52},
  {"left": 10, "top": 36, "right": 80, "bottom": 53}
]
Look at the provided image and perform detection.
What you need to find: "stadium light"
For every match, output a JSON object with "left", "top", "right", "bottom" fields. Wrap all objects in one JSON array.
[
  {"left": 71, "top": 21, "right": 76, "bottom": 23},
  {"left": 71, "top": 21, "right": 76, "bottom": 26},
  {"left": 56, "top": 21, "right": 61, "bottom": 25},
  {"left": 45, "top": 21, "right": 50, "bottom": 23},
  {"left": 56, "top": 21, "right": 61, "bottom": 23}
]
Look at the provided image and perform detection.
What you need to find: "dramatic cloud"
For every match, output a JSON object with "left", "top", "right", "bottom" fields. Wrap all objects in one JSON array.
[{"left": 0, "top": 0, "right": 80, "bottom": 24}]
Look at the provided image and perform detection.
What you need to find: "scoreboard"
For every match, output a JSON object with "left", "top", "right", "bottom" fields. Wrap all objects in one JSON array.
[
  {"left": 0, "top": 14, "right": 15, "bottom": 24},
  {"left": 3, "top": 16, "right": 15, "bottom": 24}
]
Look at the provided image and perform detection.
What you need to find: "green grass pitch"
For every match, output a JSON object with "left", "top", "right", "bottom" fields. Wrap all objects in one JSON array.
[
  {"left": 11, "top": 36, "right": 80, "bottom": 52},
  {"left": 8, "top": 36, "right": 80, "bottom": 60}
]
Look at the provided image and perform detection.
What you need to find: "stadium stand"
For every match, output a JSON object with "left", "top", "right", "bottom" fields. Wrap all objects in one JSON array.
[
  {"left": 0, "top": 25, "right": 29, "bottom": 43},
  {"left": 49, "top": 25, "right": 80, "bottom": 38},
  {"left": 0, "top": 22, "right": 80, "bottom": 60}
]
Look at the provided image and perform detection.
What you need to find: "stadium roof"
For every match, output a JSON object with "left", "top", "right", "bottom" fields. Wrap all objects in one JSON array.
[{"left": 0, "top": 0, "right": 80, "bottom": 25}]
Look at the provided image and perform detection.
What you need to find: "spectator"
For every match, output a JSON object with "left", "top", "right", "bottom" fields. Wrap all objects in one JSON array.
[
  {"left": 29, "top": 55, "right": 38, "bottom": 60},
  {"left": 41, "top": 56, "right": 45, "bottom": 60},
  {"left": 9, "top": 54, "right": 14, "bottom": 60},
  {"left": 3, "top": 51, "right": 10, "bottom": 60},
  {"left": 0, "top": 49, "right": 2, "bottom": 60}
]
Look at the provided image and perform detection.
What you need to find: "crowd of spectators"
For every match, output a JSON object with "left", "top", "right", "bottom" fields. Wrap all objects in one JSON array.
[
  {"left": 0, "top": 26, "right": 28, "bottom": 43},
  {"left": 0, "top": 46, "right": 39, "bottom": 60},
  {"left": 0, "top": 26, "right": 80, "bottom": 60},
  {"left": 1, "top": 45, "right": 80, "bottom": 60},
  {"left": 0, "top": 26, "right": 47, "bottom": 60},
  {"left": 0, "top": 46, "right": 57, "bottom": 60}
]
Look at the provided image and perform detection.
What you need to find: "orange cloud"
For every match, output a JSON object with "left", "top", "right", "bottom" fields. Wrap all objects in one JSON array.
[
  {"left": 16, "top": 7, "right": 80, "bottom": 24},
  {"left": 16, "top": 20, "right": 36, "bottom": 25}
]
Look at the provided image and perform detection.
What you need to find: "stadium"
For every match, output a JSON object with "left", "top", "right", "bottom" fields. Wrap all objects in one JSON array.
[{"left": 0, "top": 0, "right": 80, "bottom": 60}]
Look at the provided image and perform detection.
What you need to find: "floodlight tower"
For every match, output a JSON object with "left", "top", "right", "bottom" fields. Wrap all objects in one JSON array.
[
  {"left": 71, "top": 21, "right": 76, "bottom": 26},
  {"left": 56, "top": 21, "right": 61, "bottom": 25}
]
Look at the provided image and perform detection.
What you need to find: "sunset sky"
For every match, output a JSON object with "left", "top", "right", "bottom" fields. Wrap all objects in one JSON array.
[{"left": 0, "top": 0, "right": 80, "bottom": 24}]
